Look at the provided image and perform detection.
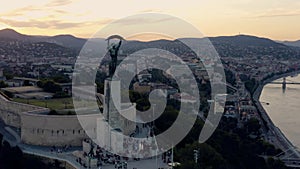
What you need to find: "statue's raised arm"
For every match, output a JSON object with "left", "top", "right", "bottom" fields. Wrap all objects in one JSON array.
[
  {"left": 116, "top": 40, "right": 122, "bottom": 50},
  {"left": 106, "top": 35, "right": 124, "bottom": 78}
]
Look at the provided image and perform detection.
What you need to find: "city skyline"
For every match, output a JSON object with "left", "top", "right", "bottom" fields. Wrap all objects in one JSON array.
[{"left": 0, "top": 0, "right": 300, "bottom": 41}]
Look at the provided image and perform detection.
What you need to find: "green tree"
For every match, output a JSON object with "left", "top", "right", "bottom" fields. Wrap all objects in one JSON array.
[
  {"left": 48, "top": 110, "right": 58, "bottom": 115},
  {"left": 245, "top": 118, "right": 261, "bottom": 135},
  {"left": 43, "top": 81, "right": 62, "bottom": 93},
  {"left": 0, "top": 81, "right": 7, "bottom": 88},
  {"left": 245, "top": 78, "right": 258, "bottom": 94},
  {"left": 175, "top": 142, "right": 228, "bottom": 169},
  {"left": 51, "top": 75, "right": 70, "bottom": 83},
  {"left": 23, "top": 80, "right": 31, "bottom": 86},
  {"left": 0, "top": 134, "right": 3, "bottom": 150},
  {"left": 266, "top": 157, "right": 287, "bottom": 169}
]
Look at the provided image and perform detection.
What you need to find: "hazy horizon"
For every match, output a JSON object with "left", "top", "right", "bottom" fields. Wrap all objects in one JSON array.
[
  {"left": 0, "top": 27, "right": 298, "bottom": 43},
  {"left": 1, "top": 0, "right": 300, "bottom": 41}
]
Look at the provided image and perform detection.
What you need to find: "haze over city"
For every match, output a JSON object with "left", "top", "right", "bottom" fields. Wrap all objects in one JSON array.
[{"left": 0, "top": 0, "right": 300, "bottom": 40}]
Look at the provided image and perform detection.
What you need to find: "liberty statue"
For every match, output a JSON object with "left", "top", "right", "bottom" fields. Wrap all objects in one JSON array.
[{"left": 106, "top": 35, "right": 124, "bottom": 77}]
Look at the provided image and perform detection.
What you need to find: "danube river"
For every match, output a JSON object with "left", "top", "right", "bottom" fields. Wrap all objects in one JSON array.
[{"left": 260, "top": 74, "right": 300, "bottom": 148}]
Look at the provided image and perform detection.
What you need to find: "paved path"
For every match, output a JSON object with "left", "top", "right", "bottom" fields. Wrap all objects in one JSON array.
[
  {"left": 5, "top": 126, "right": 21, "bottom": 144},
  {"left": 102, "top": 158, "right": 168, "bottom": 169}
]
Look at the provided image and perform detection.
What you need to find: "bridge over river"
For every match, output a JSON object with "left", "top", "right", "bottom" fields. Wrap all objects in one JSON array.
[
  {"left": 263, "top": 76, "right": 300, "bottom": 167},
  {"left": 269, "top": 77, "right": 300, "bottom": 89}
]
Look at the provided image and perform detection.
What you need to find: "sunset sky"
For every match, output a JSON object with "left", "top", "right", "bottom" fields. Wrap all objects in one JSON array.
[{"left": 0, "top": 0, "right": 300, "bottom": 40}]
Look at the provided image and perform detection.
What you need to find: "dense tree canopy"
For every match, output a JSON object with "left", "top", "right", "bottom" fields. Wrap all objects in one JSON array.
[{"left": 0, "top": 133, "right": 65, "bottom": 169}]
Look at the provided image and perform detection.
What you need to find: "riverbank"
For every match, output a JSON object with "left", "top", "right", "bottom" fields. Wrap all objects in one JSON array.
[{"left": 253, "top": 70, "right": 300, "bottom": 155}]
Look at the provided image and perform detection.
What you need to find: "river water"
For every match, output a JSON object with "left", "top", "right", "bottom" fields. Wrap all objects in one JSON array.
[{"left": 260, "top": 74, "right": 300, "bottom": 148}]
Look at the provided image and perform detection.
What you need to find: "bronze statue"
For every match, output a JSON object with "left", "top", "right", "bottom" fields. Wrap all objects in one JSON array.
[{"left": 106, "top": 35, "right": 124, "bottom": 77}]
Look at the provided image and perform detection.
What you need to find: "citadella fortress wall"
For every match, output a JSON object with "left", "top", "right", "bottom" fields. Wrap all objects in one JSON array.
[
  {"left": 0, "top": 94, "right": 136, "bottom": 147},
  {"left": 0, "top": 94, "right": 91, "bottom": 146},
  {"left": 20, "top": 113, "right": 92, "bottom": 146}
]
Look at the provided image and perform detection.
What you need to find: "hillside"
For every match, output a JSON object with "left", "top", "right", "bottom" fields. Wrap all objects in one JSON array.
[
  {"left": 208, "top": 35, "right": 300, "bottom": 58},
  {"left": 281, "top": 40, "right": 300, "bottom": 48},
  {"left": 0, "top": 29, "right": 300, "bottom": 59},
  {"left": 46, "top": 35, "right": 86, "bottom": 50},
  {"left": 0, "top": 39, "right": 77, "bottom": 58},
  {"left": 0, "top": 29, "right": 86, "bottom": 51}
]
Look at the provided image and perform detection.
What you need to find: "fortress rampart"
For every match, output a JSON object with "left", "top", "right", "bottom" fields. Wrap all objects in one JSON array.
[{"left": 0, "top": 93, "right": 136, "bottom": 147}]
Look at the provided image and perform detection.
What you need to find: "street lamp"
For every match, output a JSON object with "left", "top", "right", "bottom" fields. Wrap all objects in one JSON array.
[{"left": 193, "top": 149, "right": 199, "bottom": 164}]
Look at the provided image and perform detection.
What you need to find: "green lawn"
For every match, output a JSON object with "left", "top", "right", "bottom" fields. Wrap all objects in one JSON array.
[
  {"left": 13, "top": 98, "right": 74, "bottom": 110},
  {"left": 13, "top": 97, "right": 100, "bottom": 116}
]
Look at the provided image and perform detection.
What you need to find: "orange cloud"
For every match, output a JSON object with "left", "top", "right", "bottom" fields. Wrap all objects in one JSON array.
[
  {"left": 251, "top": 9, "right": 300, "bottom": 18},
  {"left": 0, "top": 17, "right": 113, "bottom": 29},
  {"left": 45, "top": 0, "right": 74, "bottom": 7}
]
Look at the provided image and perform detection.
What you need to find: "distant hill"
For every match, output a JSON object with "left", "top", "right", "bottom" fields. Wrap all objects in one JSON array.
[
  {"left": 45, "top": 35, "right": 86, "bottom": 50},
  {"left": 207, "top": 35, "right": 300, "bottom": 58},
  {"left": 119, "top": 35, "right": 299, "bottom": 59},
  {"left": 0, "top": 29, "right": 299, "bottom": 59},
  {"left": 0, "top": 28, "right": 35, "bottom": 41},
  {"left": 0, "top": 29, "right": 79, "bottom": 57},
  {"left": 281, "top": 40, "right": 300, "bottom": 48},
  {"left": 209, "top": 35, "right": 286, "bottom": 48},
  {"left": 0, "top": 39, "right": 77, "bottom": 58},
  {"left": 0, "top": 29, "right": 87, "bottom": 50}
]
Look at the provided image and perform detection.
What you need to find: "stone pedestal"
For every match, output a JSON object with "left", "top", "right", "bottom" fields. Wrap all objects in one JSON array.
[
  {"left": 103, "top": 78, "right": 121, "bottom": 129},
  {"left": 96, "top": 116, "right": 124, "bottom": 152},
  {"left": 111, "top": 129, "right": 124, "bottom": 153},
  {"left": 96, "top": 78, "right": 136, "bottom": 151},
  {"left": 96, "top": 118, "right": 111, "bottom": 149}
]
